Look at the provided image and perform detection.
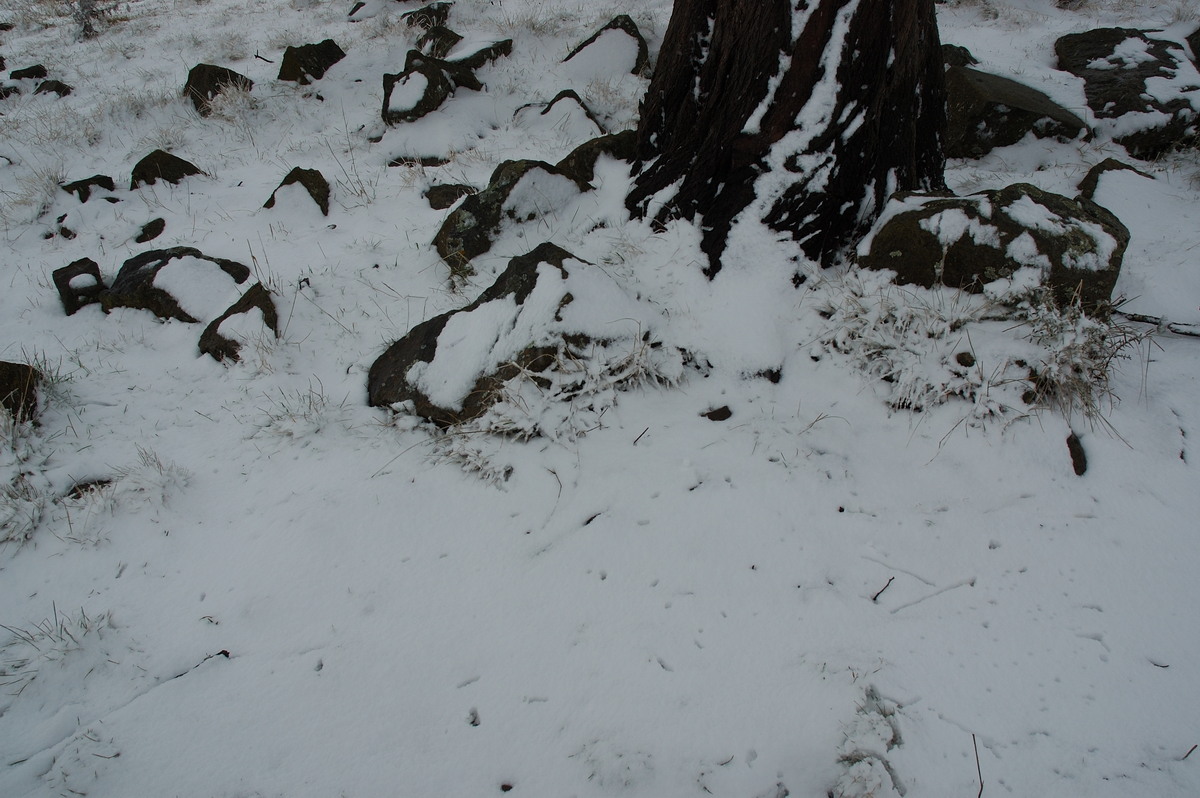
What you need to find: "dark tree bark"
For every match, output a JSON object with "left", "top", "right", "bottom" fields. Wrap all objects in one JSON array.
[{"left": 628, "top": 0, "right": 946, "bottom": 275}]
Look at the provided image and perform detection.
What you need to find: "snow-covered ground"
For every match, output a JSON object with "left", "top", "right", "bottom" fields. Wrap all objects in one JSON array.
[{"left": 2, "top": 0, "right": 1198, "bottom": 796}]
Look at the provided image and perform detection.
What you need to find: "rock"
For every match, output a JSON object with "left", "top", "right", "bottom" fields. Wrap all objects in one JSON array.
[
  {"left": 387, "top": 154, "right": 450, "bottom": 168},
  {"left": 61, "top": 174, "right": 115, "bottom": 203},
  {"left": 1076, "top": 158, "right": 1153, "bottom": 201},
  {"left": 135, "top": 217, "right": 166, "bottom": 243},
  {"left": 564, "top": 15, "right": 650, "bottom": 77},
  {"left": 10, "top": 64, "right": 48, "bottom": 80},
  {"left": 945, "top": 66, "right": 1088, "bottom": 158},
  {"left": 703, "top": 406, "right": 732, "bottom": 421},
  {"left": 130, "top": 150, "right": 204, "bottom": 190},
  {"left": 100, "top": 246, "right": 251, "bottom": 322},
  {"left": 277, "top": 39, "right": 346, "bottom": 85},
  {"left": 366, "top": 241, "right": 677, "bottom": 428},
  {"left": 33, "top": 79, "right": 71, "bottom": 97},
  {"left": 554, "top": 130, "right": 636, "bottom": 184},
  {"left": 449, "top": 39, "right": 512, "bottom": 70},
  {"left": 1056, "top": 28, "right": 1200, "bottom": 158},
  {"left": 425, "top": 183, "right": 475, "bottom": 209},
  {"left": 858, "top": 183, "right": 1129, "bottom": 314},
  {"left": 417, "top": 25, "right": 462, "bottom": 58},
  {"left": 1188, "top": 26, "right": 1200, "bottom": 69},
  {"left": 433, "top": 160, "right": 591, "bottom": 279},
  {"left": 184, "top": 63, "right": 253, "bottom": 116},
  {"left": 942, "top": 44, "right": 978, "bottom": 68},
  {"left": 382, "top": 58, "right": 454, "bottom": 124},
  {"left": 1067, "top": 432, "right": 1087, "bottom": 476},
  {"left": 514, "top": 89, "right": 605, "bottom": 142},
  {"left": 198, "top": 283, "right": 280, "bottom": 362},
  {"left": 52, "top": 258, "right": 107, "bottom": 316},
  {"left": 263, "top": 167, "right": 330, "bottom": 216},
  {"left": 401, "top": 2, "right": 452, "bottom": 30},
  {"left": 0, "top": 361, "right": 41, "bottom": 423},
  {"left": 0, "top": 85, "right": 21, "bottom": 100}
]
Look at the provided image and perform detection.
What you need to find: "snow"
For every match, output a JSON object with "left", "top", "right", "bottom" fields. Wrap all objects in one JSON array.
[
  {"left": 2, "top": 2, "right": 1200, "bottom": 797},
  {"left": 385, "top": 70, "right": 429, "bottom": 114}
]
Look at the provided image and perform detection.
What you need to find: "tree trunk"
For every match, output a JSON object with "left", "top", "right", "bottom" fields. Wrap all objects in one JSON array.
[{"left": 628, "top": 0, "right": 946, "bottom": 275}]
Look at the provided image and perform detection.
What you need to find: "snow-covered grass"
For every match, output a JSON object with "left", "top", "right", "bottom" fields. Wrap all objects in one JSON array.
[{"left": 1, "top": 1, "right": 1199, "bottom": 797}]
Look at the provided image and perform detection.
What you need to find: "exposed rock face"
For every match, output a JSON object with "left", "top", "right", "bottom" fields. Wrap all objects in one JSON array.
[
  {"left": 61, "top": 174, "right": 115, "bottom": 203},
  {"left": 100, "top": 247, "right": 251, "bottom": 322},
  {"left": 130, "top": 150, "right": 204, "bottom": 190},
  {"left": 564, "top": 15, "right": 651, "bottom": 77},
  {"left": 555, "top": 130, "right": 637, "bottom": 185},
  {"left": 198, "top": 283, "right": 280, "bottom": 362},
  {"left": 432, "top": 160, "right": 590, "bottom": 277},
  {"left": 263, "top": 167, "right": 330, "bottom": 216},
  {"left": 0, "top": 362, "right": 41, "bottom": 423},
  {"left": 277, "top": 39, "right": 346, "bottom": 85},
  {"left": 184, "top": 63, "right": 253, "bottom": 115},
  {"left": 1056, "top": 28, "right": 1200, "bottom": 157},
  {"left": 53, "top": 258, "right": 107, "bottom": 316},
  {"left": 858, "top": 183, "right": 1129, "bottom": 313},
  {"left": 945, "top": 66, "right": 1088, "bottom": 157}
]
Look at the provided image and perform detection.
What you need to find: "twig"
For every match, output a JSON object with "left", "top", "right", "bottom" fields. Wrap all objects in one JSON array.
[
  {"left": 1117, "top": 311, "right": 1200, "bottom": 338},
  {"left": 871, "top": 576, "right": 895, "bottom": 602},
  {"left": 1183, "top": 744, "right": 1197, "bottom": 761},
  {"left": 254, "top": 51, "right": 275, "bottom": 63},
  {"left": 633, "top": 426, "right": 649, "bottom": 445},
  {"left": 973, "top": 734, "right": 983, "bottom": 798}
]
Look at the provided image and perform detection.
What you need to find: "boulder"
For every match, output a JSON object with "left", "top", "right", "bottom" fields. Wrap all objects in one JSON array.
[
  {"left": 100, "top": 247, "right": 251, "bottom": 322},
  {"left": 1076, "top": 158, "right": 1152, "bottom": 201},
  {"left": 942, "top": 44, "right": 978, "bottom": 68},
  {"left": 52, "top": 257, "right": 107, "bottom": 315},
  {"left": 135, "top": 217, "right": 166, "bottom": 243},
  {"left": 945, "top": 66, "right": 1087, "bottom": 158},
  {"left": 61, "top": 174, "right": 115, "bottom": 203},
  {"left": 33, "top": 79, "right": 72, "bottom": 97},
  {"left": 278, "top": 39, "right": 346, "bottom": 85},
  {"left": 1188, "top": 26, "right": 1199, "bottom": 68},
  {"left": 1056, "top": 28, "right": 1200, "bottom": 158},
  {"left": 10, "top": 64, "right": 48, "bottom": 80},
  {"left": 416, "top": 25, "right": 462, "bottom": 58},
  {"left": 424, "top": 183, "right": 475, "bottom": 209},
  {"left": 514, "top": 89, "right": 605, "bottom": 141},
  {"left": 198, "top": 283, "right": 280, "bottom": 362},
  {"left": 184, "top": 63, "right": 253, "bottom": 115},
  {"left": 263, "top": 166, "right": 330, "bottom": 216},
  {"left": 554, "top": 129, "right": 636, "bottom": 185},
  {"left": 130, "top": 150, "right": 204, "bottom": 189},
  {"left": 368, "top": 242, "right": 679, "bottom": 428},
  {"left": 433, "top": 159, "right": 591, "bottom": 278},
  {"left": 0, "top": 362, "right": 40, "bottom": 423},
  {"left": 858, "top": 183, "right": 1129, "bottom": 313},
  {"left": 564, "top": 15, "right": 650, "bottom": 77},
  {"left": 449, "top": 39, "right": 513, "bottom": 71},
  {"left": 401, "top": 1, "right": 452, "bottom": 30}
]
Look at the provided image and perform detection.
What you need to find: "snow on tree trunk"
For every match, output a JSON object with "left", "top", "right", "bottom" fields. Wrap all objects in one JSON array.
[{"left": 628, "top": 0, "right": 946, "bottom": 275}]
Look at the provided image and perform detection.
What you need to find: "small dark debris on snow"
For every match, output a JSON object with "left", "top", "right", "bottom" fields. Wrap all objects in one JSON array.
[{"left": 703, "top": 405, "right": 732, "bottom": 421}]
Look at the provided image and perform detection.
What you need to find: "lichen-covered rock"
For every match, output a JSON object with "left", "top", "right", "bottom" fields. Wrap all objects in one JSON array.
[
  {"left": 564, "top": 15, "right": 650, "bottom": 77},
  {"left": 858, "top": 183, "right": 1129, "bottom": 313},
  {"left": 368, "top": 242, "right": 679, "bottom": 427},
  {"left": 53, "top": 257, "right": 107, "bottom": 316},
  {"left": 101, "top": 247, "right": 251, "bottom": 322},
  {"left": 198, "top": 283, "right": 280, "bottom": 363},
  {"left": 945, "top": 66, "right": 1088, "bottom": 158},
  {"left": 130, "top": 150, "right": 204, "bottom": 190},
  {"left": 0, "top": 362, "right": 41, "bottom": 423},
  {"left": 263, "top": 167, "right": 330, "bottom": 216},
  {"left": 1056, "top": 28, "right": 1200, "bottom": 158},
  {"left": 277, "top": 39, "right": 346, "bottom": 85},
  {"left": 432, "top": 160, "right": 591, "bottom": 278},
  {"left": 184, "top": 63, "right": 253, "bottom": 115}
]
